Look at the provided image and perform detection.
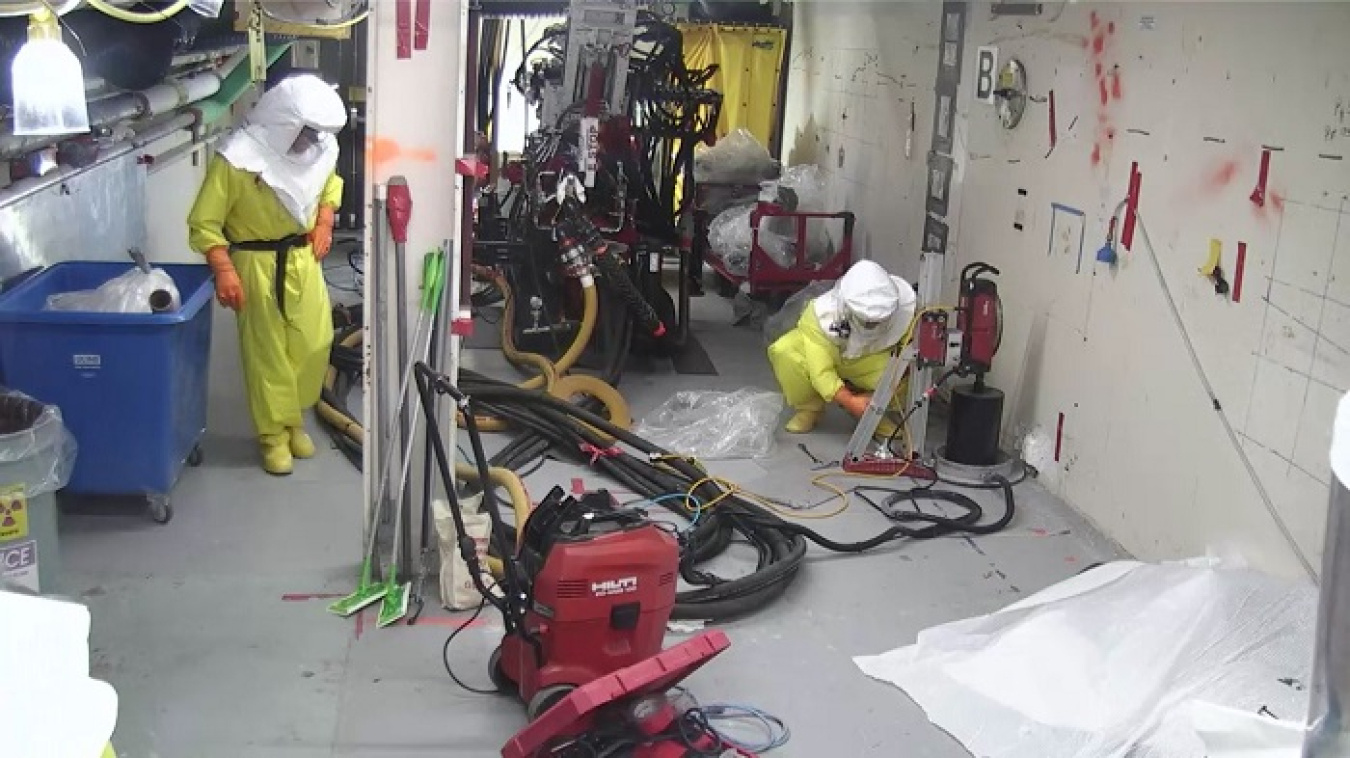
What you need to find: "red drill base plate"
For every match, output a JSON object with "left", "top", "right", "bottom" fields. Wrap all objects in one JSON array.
[
  {"left": 501, "top": 631, "right": 731, "bottom": 758},
  {"left": 842, "top": 456, "right": 935, "bottom": 478}
]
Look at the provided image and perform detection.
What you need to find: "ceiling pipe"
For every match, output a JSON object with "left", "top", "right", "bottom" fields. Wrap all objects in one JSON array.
[
  {"left": 0, "top": 62, "right": 233, "bottom": 158},
  {"left": 0, "top": 111, "right": 197, "bottom": 209}
]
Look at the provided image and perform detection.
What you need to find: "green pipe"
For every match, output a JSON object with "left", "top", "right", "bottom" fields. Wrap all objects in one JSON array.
[{"left": 193, "top": 43, "right": 293, "bottom": 126}]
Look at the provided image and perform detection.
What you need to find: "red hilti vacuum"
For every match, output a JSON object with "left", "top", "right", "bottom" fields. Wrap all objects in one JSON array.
[{"left": 413, "top": 362, "right": 681, "bottom": 721}]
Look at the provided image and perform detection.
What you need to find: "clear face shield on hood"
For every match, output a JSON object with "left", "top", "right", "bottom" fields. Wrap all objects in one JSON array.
[
  {"left": 217, "top": 74, "right": 347, "bottom": 225},
  {"left": 817, "top": 260, "right": 917, "bottom": 359}
]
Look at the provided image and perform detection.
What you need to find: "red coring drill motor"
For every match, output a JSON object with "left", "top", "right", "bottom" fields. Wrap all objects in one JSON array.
[{"left": 956, "top": 262, "right": 1002, "bottom": 382}]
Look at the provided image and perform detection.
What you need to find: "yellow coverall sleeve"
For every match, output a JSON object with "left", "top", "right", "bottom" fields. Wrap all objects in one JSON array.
[
  {"left": 319, "top": 171, "right": 344, "bottom": 211},
  {"left": 768, "top": 302, "right": 847, "bottom": 410},
  {"left": 187, "top": 155, "right": 235, "bottom": 254}
]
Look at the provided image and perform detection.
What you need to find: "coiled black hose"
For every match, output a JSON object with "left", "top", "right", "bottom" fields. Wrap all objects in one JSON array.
[{"left": 453, "top": 377, "right": 1018, "bottom": 621}]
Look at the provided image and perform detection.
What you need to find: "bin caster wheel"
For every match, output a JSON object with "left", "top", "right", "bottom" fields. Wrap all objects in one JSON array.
[
  {"left": 488, "top": 647, "right": 513, "bottom": 694},
  {"left": 187, "top": 446, "right": 204, "bottom": 467},
  {"left": 148, "top": 496, "right": 173, "bottom": 525},
  {"left": 527, "top": 684, "right": 575, "bottom": 721}
]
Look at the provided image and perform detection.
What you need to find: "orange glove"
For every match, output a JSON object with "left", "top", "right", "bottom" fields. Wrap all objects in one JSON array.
[
  {"left": 310, "top": 206, "right": 335, "bottom": 261},
  {"left": 205, "top": 247, "right": 244, "bottom": 311},
  {"left": 834, "top": 387, "right": 872, "bottom": 418}
]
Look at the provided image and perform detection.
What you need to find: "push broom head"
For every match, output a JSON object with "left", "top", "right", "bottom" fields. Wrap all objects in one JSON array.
[
  {"left": 328, "top": 584, "right": 388, "bottom": 617},
  {"left": 377, "top": 582, "right": 410, "bottom": 627}
]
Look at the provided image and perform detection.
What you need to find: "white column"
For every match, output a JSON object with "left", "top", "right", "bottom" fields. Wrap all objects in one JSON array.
[{"left": 362, "top": 0, "right": 469, "bottom": 525}]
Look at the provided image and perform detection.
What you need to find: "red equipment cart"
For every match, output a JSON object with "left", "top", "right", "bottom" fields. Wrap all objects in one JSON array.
[{"left": 703, "top": 193, "right": 855, "bottom": 299}]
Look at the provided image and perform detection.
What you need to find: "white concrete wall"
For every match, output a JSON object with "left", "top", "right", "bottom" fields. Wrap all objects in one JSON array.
[{"left": 786, "top": 1, "right": 1350, "bottom": 578}]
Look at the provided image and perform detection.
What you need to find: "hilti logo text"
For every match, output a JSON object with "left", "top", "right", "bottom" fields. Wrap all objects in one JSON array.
[{"left": 591, "top": 577, "right": 638, "bottom": 597}]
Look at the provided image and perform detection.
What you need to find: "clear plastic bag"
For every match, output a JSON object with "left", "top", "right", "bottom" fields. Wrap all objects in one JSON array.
[
  {"left": 707, "top": 202, "right": 755, "bottom": 277},
  {"left": 764, "top": 280, "right": 833, "bottom": 346},
  {"left": 0, "top": 389, "right": 77, "bottom": 498},
  {"left": 633, "top": 388, "right": 784, "bottom": 460},
  {"left": 694, "top": 128, "right": 780, "bottom": 185},
  {"left": 759, "top": 164, "right": 831, "bottom": 269},
  {"left": 45, "top": 267, "right": 181, "bottom": 314}
]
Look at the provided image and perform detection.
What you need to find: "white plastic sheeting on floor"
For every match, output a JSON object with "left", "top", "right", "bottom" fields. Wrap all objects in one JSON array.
[
  {"left": 1, "top": 589, "right": 118, "bottom": 757},
  {"left": 854, "top": 560, "right": 1315, "bottom": 758}
]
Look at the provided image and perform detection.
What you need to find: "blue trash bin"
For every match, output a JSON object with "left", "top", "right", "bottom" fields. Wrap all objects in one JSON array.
[{"left": 0, "top": 262, "right": 214, "bottom": 523}]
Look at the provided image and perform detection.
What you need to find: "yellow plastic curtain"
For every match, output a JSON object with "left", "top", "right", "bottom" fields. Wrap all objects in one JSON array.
[{"left": 677, "top": 23, "right": 788, "bottom": 146}]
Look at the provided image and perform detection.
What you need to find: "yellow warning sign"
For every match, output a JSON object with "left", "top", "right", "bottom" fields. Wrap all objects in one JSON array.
[{"left": 0, "top": 488, "right": 29, "bottom": 542}]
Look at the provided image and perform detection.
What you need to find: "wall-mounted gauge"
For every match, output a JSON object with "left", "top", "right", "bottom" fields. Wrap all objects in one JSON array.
[{"left": 994, "top": 59, "right": 1028, "bottom": 130}]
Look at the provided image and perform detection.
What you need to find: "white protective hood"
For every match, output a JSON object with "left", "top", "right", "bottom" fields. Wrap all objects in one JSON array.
[
  {"left": 815, "top": 260, "right": 917, "bottom": 359},
  {"left": 216, "top": 74, "right": 347, "bottom": 227}
]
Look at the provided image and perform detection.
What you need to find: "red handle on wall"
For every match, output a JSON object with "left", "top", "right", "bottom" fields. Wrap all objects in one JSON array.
[{"left": 386, "top": 177, "right": 413, "bottom": 244}]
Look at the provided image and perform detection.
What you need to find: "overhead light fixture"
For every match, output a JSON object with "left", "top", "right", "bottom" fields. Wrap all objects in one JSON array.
[{"left": 11, "top": 6, "right": 90, "bottom": 137}]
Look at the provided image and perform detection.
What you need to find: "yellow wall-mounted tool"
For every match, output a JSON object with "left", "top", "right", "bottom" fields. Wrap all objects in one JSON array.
[{"left": 1199, "top": 238, "right": 1231, "bottom": 297}]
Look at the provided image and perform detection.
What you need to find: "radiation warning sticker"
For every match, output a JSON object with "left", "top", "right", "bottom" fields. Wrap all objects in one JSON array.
[{"left": 0, "top": 488, "right": 29, "bottom": 542}]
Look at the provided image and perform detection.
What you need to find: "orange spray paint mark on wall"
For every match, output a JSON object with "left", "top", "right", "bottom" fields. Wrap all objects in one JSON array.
[{"left": 367, "top": 136, "right": 438, "bottom": 168}]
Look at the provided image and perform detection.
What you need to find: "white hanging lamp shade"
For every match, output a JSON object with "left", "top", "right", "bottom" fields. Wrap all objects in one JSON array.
[{"left": 11, "top": 7, "right": 90, "bottom": 137}]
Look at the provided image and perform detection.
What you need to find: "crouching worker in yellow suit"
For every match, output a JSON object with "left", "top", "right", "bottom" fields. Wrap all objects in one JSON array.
[
  {"left": 768, "top": 260, "right": 917, "bottom": 438},
  {"left": 187, "top": 74, "right": 346, "bottom": 475}
]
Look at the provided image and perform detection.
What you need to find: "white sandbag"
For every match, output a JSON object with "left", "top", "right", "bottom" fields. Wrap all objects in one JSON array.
[{"left": 433, "top": 493, "right": 496, "bottom": 611}]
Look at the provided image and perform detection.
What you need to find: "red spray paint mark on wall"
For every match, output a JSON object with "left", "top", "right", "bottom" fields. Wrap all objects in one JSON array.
[
  {"left": 1086, "top": 15, "right": 1122, "bottom": 169},
  {"left": 1271, "top": 191, "right": 1286, "bottom": 213},
  {"left": 1205, "top": 159, "right": 1241, "bottom": 193}
]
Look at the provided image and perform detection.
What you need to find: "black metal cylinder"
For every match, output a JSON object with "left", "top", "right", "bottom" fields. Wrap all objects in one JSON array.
[{"left": 946, "top": 384, "right": 1004, "bottom": 466}]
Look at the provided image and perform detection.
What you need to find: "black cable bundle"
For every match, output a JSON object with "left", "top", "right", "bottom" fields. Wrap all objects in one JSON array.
[{"left": 455, "top": 374, "right": 1017, "bottom": 621}]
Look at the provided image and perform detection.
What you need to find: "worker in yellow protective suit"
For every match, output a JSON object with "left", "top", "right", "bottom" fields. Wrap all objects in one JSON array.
[
  {"left": 767, "top": 260, "right": 917, "bottom": 438},
  {"left": 187, "top": 74, "right": 346, "bottom": 475}
]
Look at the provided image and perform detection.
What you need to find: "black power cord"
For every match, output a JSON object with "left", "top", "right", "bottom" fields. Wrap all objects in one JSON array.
[{"left": 441, "top": 596, "right": 500, "bottom": 696}]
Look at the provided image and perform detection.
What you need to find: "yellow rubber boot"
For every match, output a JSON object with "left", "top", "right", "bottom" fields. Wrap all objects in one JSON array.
[
  {"left": 289, "top": 427, "right": 316, "bottom": 459},
  {"left": 260, "top": 435, "right": 294, "bottom": 476},
  {"left": 785, "top": 407, "right": 824, "bottom": 434}
]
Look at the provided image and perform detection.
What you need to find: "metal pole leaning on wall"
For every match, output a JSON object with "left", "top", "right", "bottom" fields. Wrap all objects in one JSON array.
[{"left": 1305, "top": 399, "right": 1350, "bottom": 757}]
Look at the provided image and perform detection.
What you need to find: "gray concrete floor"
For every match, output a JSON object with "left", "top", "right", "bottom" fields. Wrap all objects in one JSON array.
[{"left": 58, "top": 290, "right": 1126, "bottom": 758}]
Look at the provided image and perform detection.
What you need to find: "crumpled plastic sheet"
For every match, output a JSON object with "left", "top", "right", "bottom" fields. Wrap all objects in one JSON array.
[
  {"left": 0, "top": 389, "right": 77, "bottom": 498},
  {"left": 763, "top": 280, "right": 833, "bottom": 346},
  {"left": 45, "top": 267, "right": 181, "bottom": 314},
  {"left": 708, "top": 202, "right": 755, "bottom": 277},
  {"left": 694, "top": 127, "right": 780, "bottom": 185},
  {"left": 758, "top": 164, "right": 831, "bottom": 269},
  {"left": 854, "top": 559, "right": 1316, "bottom": 758},
  {"left": 633, "top": 389, "right": 784, "bottom": 460},
  {"left": 706, "top": 164, "right": 835, "bottom": 276}
]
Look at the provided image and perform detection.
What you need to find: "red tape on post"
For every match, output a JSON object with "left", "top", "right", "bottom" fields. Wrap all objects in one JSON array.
[
  {"left": 1121, "top": 162, "right": 1142, "bottom": 251},
  {"left": 395, "top": 0, "right": 412, "bottom": 59},
  {"left": 1251, "top": 149, "right": 1271, "bottom": 207},
  {"left": 1048, "top": 90, "right": 1058, "bottom": 152},
  {"left": 1233, "top": 242, "right": 1248, "bottom": 303},
  {"left": 414, "top": 0, "right": 430, "bottom": 50}
]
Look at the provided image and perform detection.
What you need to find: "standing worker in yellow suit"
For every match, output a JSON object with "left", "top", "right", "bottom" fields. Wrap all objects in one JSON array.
[
  {"left": 187, "top": 74, "right": 347, "bottom": 475},
  {"left": 767, "top": 260, "right": 917, "bottom": 437}
]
